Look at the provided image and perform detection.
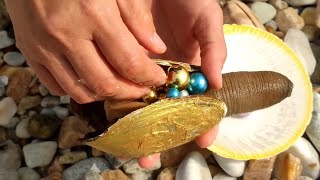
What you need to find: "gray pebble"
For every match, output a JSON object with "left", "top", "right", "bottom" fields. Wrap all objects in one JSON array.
[
  {"left": 63, "top": 157, "right": 110, "bottom": 180},
  {"left": 18, "top": 167, "right": 40, "bottom": 180},
  {"left": 41, "top": 96, "right": 61, "bottom": 107},
  {"left": 3, "top": 117, "right": 20, "bottom": 128},
  {"left": 123, "top": 159, "right": 160, "bottom": 174},
  {"left": 15, "top": 117, "right": 31, "bottom": 139},
  {"left": 0, "top": 86, "right": 5, "bottom": 96},
  {"left": 23, "top": 141, "right": 57, "bottom": 168},
  {"left": 0, "top": 140, "right": 21, "bottom": 170},
  {"left": 0, "top": 169, "right": 19, "bottom": 180},
  {"left": 0, "top": 97, "right": 17, "bottom": 127},
  {"left": 3, "top": 52, "right": 25, "bottom": 66},
  {"left": 84, "top": 170, "right": 103, "bottom": 180},
  {"left": 0, "top": 76, "right": 8, "bottom": 86},
  {"left": 265, "top": 20, "right": 278, "bottom": 30},
  {"left": 104, "top": 153, "right": 132, "bottom": 169},
  {"left": 0, "top": 31, "right": 15, "bottom": 49},
  {"left": 38, "top": 85, "right": 49, "bottom": 96},
  {"left": 40, "top": 108, "right": 56, "bottom": 117},
  {"left": 53, "top": 106, "right": 69, "bottom": 119},
  {"left": 28, "top": 111, "right": 37, "bottom": 117},
  {"left": 130, "top": 172, "right": 153, "bottom": 180},
  {"left": 60, "top": 95, "right": 71, "bottom": 104}
]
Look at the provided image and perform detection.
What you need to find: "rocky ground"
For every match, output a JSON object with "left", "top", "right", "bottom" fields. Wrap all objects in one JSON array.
[{"left": 0, "top": 0, "right": 320, "bottom": 180}]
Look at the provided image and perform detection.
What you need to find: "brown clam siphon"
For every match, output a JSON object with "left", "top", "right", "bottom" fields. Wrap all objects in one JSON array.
[{"left": 73, "top": 60, "right": 294, "bottom": 158}]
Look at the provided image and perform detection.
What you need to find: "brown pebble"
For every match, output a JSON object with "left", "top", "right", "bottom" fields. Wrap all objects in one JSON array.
[
  {"left": 0, "top": 127, "right": 6, "bottom": 143},
  {"left": 48, "top": 157, "right": 64, "bottom": 174},
  {"left": 28, "top": 114, "right": 60, "bottom": 139},
  {"left": 100, "top": 169, "right": 130, "bottom": 180},
  {"left": 58, "top": 116, "right": 94, "bottom": 149},
  {"left": 18, "top": 95, "right": 41, "bottom": 112},
  {"left": 92, "top": 148, "right": 105, "bottom": 157},
  {"left": 275, "top": 7, "right": 305, "bottom": 33},
  {"left": 6, "top": 68, "right": 33, "bottom": 103},
  {"left": 313, "top": 85, "right": 320, "bottom": 93},
  {"left": 157, "top": 167, "right": 177, "bottom": 180},
  {"left": 208, "top": 165, "right": 221, "bottom": 177},
  {"left": 243, "top": 156, "right": 276, "bottom": 180},
  {"left": 273, "top": 153, "right": 302, "bottom": 180},
  {"left": 41, "top": 172, "right": 63, "bottom": 180},
  {"left": 58, "top": 151, "right": 87, "bottom": 165},
  {"left": 29, "top": 83, "right": 41, "bottom": 95}
]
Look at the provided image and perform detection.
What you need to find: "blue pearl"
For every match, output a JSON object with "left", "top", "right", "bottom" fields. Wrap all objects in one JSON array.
[
  {"left": 166, "top": 88, "right": 181, "bottom": 98},
  {"left": 187, "top": 73, "right": 208, "bottom": 94}
]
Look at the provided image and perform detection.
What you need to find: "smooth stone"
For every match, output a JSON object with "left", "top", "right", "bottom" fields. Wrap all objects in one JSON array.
[
  {"left": 250, "top": 2, "right": 276, "bottom": 24},
  {"left": 104, "top": 153, "right": 132, "bottom": 169},
  {"left": 313, "top": 92, "right": 320, "bottom": 112},
  {"left": 63, "top": 157, "right": 110, "bottom": 180},
  {"left": 212, "top": 173, "right": 237, "bottom": 180},
  {"left": 213, "top": 154, "right": 246, "bottom": 177},
  {"left": 60, "top": 95, "right": 71, "bottom": 104},
  {"left": 123, "top": 159, "right": 160, "bottom": 174},
  {"left": 58, "top": 151, "right": 88, "bottom": 165},
  {"left": 100, "top": 169, "right": 130, "bottom": 180},
  {"left": 18, "top": 167, "right": 40, "bottom": 180},
  {"left": 131, "top": 172, "right": 153, "bottom": 180},
  {"left": 0, "top": 31, "right": 15, "bottom": 49},
  {"left": 265, "top": 20, "right": 278, "bottom": 30},
  {"left": 301, "top": 7, "right": 316, "bottom": 25},
  {"left": 15, "top": 117, "right": 31, "bottom": 139},
  {"left": 0, "top": 140, "right": 21, "bottom": 170},
  {"left": 0, "top": 97, "right": 17, "bottom": 126},
  {"left": 243, "top": 157, "right": 276, "bottom": 180},
  {"left": 52, "top": 106, "right": 69, "bottom": 119},
  {"left": 0, "top": 75, "right": 8, "bottom": 86},
  {"left": 38, "top": 84, "right": 49, "bottom": 96},
  {"left": 157, "top": 167, "right": 177, "bottom": 180},
  {"left": 84, "top": 170, "right": 103, "bottom": 180},
  {"left": 300, "top": 176, "right": 314, "bottom": 180},
  {"left": 275, "top": 8, "right": 305, "bottom": 33},
  {"left": 176, "top": 151, "right": 212, "bottom": 180},
  {"left": 41, "top": 172, "right": 62, "bottom": 180},
  {"left": 40, "top": 96, "right": 61, "bottom": 107},
  {"left": 268, "top": 0, "right": 288, "bottom": 9},
  {"left": 302, "top": 25, "right": 320, "bottom": 41},
  {"left": 58, "top": 116, "right": 94, "bottom": 149},
  {"left": 40, "top": 108, "right": 56, "bottom": 117},
  {"left": 286, "top": 137, "right": 320, "bottom": 179},
  {"left": 27, "top": 114, "right": 60, "bottom": 139},
  {"left": 0, "top": 169, "right": 19, "bottom": 180},
  {"left": 17, "top": 96, "right": 42, "bottom": 112},
  {"left": 23, "top": 141, "right": 57, "bottom": 168},
  {"left": 284, "top": 29, "right": 316, "bottom": 76},
  {"left": 3, "top": 52, "right": 25, "bottom": 66},
  {"left": 283, "top": 0, "right": 316, "bottom": 6},
  {"left": 273, "top": 153, "right": 302, "bottom": 180},
  {"left": 306, "top": 95, "right": 320, "bottom": 151}
]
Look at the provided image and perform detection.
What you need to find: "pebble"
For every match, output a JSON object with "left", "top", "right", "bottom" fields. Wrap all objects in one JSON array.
[
  {"left": 38, "top": 84, "right": 49, "bottom": 96},
  {"left": 6, "top": 68, "right": 33, "bottom": 103},
  {"left": 0, "top": 127, "right": 6, "bottom": 143},
  {"left": 302, "top": 25, "right": 320, "bottom": 41},
  {"left": 213, "top": 154, "right": 246, "bottom": 177},
  {"left": 301, "top": 7, "right": 316, "bottom": 26},
  {"left": 3, "top": 52, "right": 25, "bottom": 66},
  {"left": 283, "top": 0, "right": 316, "bottom": 6},
  {"left": 0, "top": 140, "right": 21, "bottom": 170},
  {"left": 284, "top": 29, "right": 316, "bottom": 76},
  {"left": 40, "top": 108, "right": 56, "bottom": 117},
  {"left": 62, "top": 157, "right": 110, "bottom": 180},
  {"left": 131, "top": 172, "right": 153, "bottom": 180},
  {"left": 265, "top": 20, "right": 278, "bottom": 30},
  {"left": 286, "top": 137, "right": 320, "bottom": 179},
  {"left": 311, "top": 63, "right": 320, "bottom": 84},
  {"left": 123, "top": 159, "right": 160, "bottom": 174},
  {"left": 250, "top": 2, "right": 276, "bottom": 24},
  {"left": 48, "top": 157, "right": 64, "bottom": 174},
  {"left": 0, "top": 75, "right": 8, "bottom": 86},
  {"left": 0, "top": 31, "right": 15, "bottom": 49},
  {"left": 0, "top": 86, "right": 4, "bottom": 96},
  {"left": 104, "top": 153, "right": 132, "bottom": 169},
  {"left": 41, "top": 172, "right": 62, "bottom": 180},
  {"left": 15, "top": 117, "right": 31, "bottom": 138},
  {"left": 243, "top": 157, "right": 276, "bottom": 180},
  {"left": 157, "top": 167, "right": 177, "bottom": 180},
  {"left": 0, "top": 97, "right": 17, "bottom": 126},
  {"left": 60, "top": 95, "right": 71, "bottom": 104},
  {"left": 27, "top": 114, "right": 60, "bottom": 139},
  {"left": 313, "top": 92, "right": 320, "bottom": 112},
  {"left": 100, "top": 169, "right": 130, "bottom": 180},
  {"left": 275, "top": 7, "right": 305, "bottom": 33},
  {"left": 0, "top": 169, "right": 19, "bottom": 180},
  {"left": 0, "top": 0, "right": 10, "bottom": 30},
  {"left": 40, "top": 96, "right": 61, "bottom": 107},
  {"left": 52, "top": 106, "right": 69, "bottom": 119},
  {"left": 17, "top": 95, "right": 42, "bottom": 112},
  {"left": 58, "top": 116, "right": 94, "bottom": 149},
  {"left": 84, "top": 170, "right": 103, "bottom": 180},
  {"left": 23, "top": 141, "right": 57, "bottom": 168},
  {"left": 268, "top": 0, "right": 288, "bottom": 10},
  {"left": 306, "top": 94, "right": 320, "bottom": 151},
  {"left": 176, "top": 151, "right": 212, "bottom": 180},
  {"left": 58, "top": 151, "right": 88, "bottom": 165},
  {"left": 18, "top": 167, "right": 41, "bottom": 180},
  {"left": 212, "top": 172, "right": 237, "bottom": 180},
  {"left": 3, "top": 116, "right": 19, "bottom": 129},
  {"left": 300, "top": 176, "right": 314, "bottom": 180},
  {"left": 273, "top": 153, "right": 302, "bottom": 180}
]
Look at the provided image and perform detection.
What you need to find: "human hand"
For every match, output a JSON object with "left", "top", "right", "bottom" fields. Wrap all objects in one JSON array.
[
  {"left": 138, "top": 0, "right": 226, "bottom": 168},
  {"left": 4, "top": 0, "right": 168, "bottom": 103}
]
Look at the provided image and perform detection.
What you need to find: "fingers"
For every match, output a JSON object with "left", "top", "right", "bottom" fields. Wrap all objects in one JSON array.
[
  {"left": 138, "top": 153, "right": 161, "bottom": 169},
  {"left": 194, "top": 2, "right": 227, "bottom": 89},
  {"left": 28, "top": 61, "right": 66, "bottom": 96},
  {"left": 66, "top": 40, "right": 151, "bottom": 100},
  {"left": 116, "top": 0, "right": 166, "bottom": 53},
  {"left": 93, "top": 1, "right": 167, "bottom": 87},
  {"left": 195, "top": 125, "right": 219, "bottom": 148}
]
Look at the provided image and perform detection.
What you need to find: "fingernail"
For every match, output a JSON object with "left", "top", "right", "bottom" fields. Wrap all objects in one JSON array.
[{"left": 152, "top": 32, "right": 167, "bottom": 52}]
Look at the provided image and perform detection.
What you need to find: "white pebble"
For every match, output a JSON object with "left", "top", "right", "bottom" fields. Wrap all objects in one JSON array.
[
  {"left": 212, "top": 172, "right": 237, "bottom": 180},
  {"left": 60, "top": 95, "right": 71, "bottom": 104},
  {"left": 131, "top": 172, "right": 153, "bottom": 180},
  {"left": 18, "top": 167, "right": 40, "bottom": 180},
  {"left": 286, "top": 137, "right": 320, "bottom": 179},
  {"left": 176, "top": 151, "right": 212, "bottom": 180},
  {"left": 0, "top": 76, "right": 8, "bottom": 87},
  {"left": 84, "top": 170, "right": 103, "bottom": 180},
  {"left": 23, "top": 141, "right": 57, "bottom": 168},
  {"left": 3, "top": 52, "right": 25, "bottom": 66},
  {"left": 53, "top": 106, "right": 69, "bottom": 119},
  {"left": 0, "top": 97, "right": 17, "bottom": 126},
  {"left": 250, "top": 2, "right": 277, "bottom": 24},
  {"left": 213, "top": 154, "right": 246, "bottom": 177},
  {"left": 15, "top": 117, "right": 31, "bottom": 139},
  {"left": 300, "top": 176, "right": 314, "bottom": 180},
  {"left": 0, "top": 31, "right": 15, "bottom": 49}
]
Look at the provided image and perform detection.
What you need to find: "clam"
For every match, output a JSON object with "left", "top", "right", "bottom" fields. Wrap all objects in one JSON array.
[{"left": 75, "top": 25, "right": 312, "bottom": 160}]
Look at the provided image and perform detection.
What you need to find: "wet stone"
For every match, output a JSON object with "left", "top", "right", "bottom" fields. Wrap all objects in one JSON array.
[{"left": 3, "top": 52, "right": 25, "bottom": 66}]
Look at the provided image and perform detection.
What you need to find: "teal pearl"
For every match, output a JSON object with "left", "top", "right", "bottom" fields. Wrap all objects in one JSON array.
[
  {"left": 166, "top": 88, "right": 181, "bottom": 98},
  {"left": 187, "top": 73, "right": 208, "bottom": 94}
]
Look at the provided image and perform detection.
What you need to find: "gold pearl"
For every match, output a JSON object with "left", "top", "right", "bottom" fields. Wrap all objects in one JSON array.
[
  {"left": 142, "top": 89, "right": 158, "bottom": 103},
  {"left": 167, "top": 65, "right": 190, "bottom": 90}
]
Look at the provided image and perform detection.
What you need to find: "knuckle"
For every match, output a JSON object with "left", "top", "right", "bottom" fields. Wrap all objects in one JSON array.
[
  {"left": 120, "top": 56, "right": 141, "bottom": 77},
  {"left": 92, "top": 78, "right": 118, "bottom": 97}
]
